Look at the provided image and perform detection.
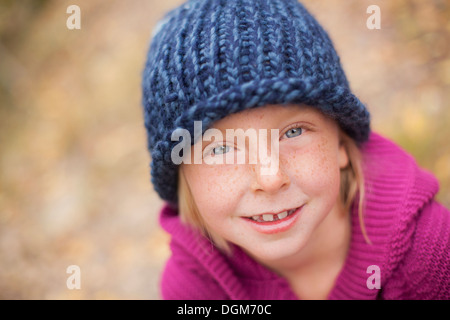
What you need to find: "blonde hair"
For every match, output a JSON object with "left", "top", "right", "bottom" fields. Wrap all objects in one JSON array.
[
  {"left": 177, "top": 130, "right": 371, "bottom": 254},
  {"left": 339, "top": 132, "right": 371, "bottom": 245}
]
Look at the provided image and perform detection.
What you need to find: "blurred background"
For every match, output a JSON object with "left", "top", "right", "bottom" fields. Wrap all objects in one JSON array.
[{"left": 0, "top": 0, "right": 449, "bottom": 299}]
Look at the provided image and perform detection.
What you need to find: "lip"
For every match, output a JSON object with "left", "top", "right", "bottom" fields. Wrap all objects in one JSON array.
[{"left": 242, "top": 205, "right": 303, "bottom": 234}]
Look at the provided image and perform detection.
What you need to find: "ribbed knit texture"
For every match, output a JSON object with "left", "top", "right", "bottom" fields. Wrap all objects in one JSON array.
[
  {"left": 142, "top": 0, "right": 371, "bottom": 205},
  {"left": 159, "top": 132, "right": 450, "bottom": 300}
]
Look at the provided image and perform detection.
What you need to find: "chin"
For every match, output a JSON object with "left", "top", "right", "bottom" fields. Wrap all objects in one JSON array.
[{"left": 240, "top": 233, "right": 310, "bottom": 265}]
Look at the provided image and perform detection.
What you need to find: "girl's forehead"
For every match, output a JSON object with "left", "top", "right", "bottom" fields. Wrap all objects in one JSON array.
[{"left": 211, "top": 104, "right": 326, "bottom": 129}]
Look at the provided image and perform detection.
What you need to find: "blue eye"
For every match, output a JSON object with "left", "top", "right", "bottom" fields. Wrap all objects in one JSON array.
[
  {"left": 285, "top": 127, "right": 302, "bottom": 138},
  {"left": 212, "top": 145, "right": 230, "bottom": 155}
]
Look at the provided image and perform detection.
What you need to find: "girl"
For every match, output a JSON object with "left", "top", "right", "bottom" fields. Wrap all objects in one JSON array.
[{"left": 141, "top": 0, "right": 450, "bottom": 299}]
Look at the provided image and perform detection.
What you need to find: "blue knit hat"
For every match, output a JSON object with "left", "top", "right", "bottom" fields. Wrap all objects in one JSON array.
[{"left": 142, "top": 0, "right": 370, "bottom": 205}]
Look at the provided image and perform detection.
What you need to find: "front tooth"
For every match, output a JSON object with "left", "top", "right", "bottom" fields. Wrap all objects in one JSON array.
[
  {"left": 277, "top": 211, "right": 288, "bottom": 220},
  {"left": 262, "top": 214, "right": 274, "bottom": 222}
]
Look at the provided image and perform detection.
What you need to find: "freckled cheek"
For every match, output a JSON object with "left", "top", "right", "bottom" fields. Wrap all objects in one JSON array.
[
  {"left": 282, "top": 145, "right": 341, "bottom": 195},
  {"left": 187, "top": 165, "right": 247, "bottom": 220}
]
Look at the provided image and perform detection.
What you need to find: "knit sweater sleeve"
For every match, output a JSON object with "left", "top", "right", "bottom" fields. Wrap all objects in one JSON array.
[
  {"left": 160, "top": 240, "right": 229, "bottom": 300},
  {"left": 382, "top": 200, "right": 450, "bottom": 299}
]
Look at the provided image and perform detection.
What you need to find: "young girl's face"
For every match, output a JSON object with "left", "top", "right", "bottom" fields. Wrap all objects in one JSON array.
[{"left": 181, "top": 104, "right": 349, "bottom": 265}]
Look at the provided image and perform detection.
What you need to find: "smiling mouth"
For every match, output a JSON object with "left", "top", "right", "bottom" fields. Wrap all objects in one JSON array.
[
  {"left": 243, "top": 206, "right": 303, "bottom": 234},
  {"left": 245, "top": 207, "right": 299, "bottom": 223}
]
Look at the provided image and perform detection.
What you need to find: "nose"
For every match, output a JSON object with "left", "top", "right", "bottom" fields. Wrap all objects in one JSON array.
[{"left": 250, "top": 158, "right": 290, "bottom": 194}]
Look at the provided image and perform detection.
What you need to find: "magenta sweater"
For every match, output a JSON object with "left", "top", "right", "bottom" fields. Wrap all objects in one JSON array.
[{"left": 159, "top": 132, "right": 450, "bottom": 299}]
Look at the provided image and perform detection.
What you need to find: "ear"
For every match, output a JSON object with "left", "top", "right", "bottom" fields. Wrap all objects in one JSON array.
[{"left": 338, "top": 135, "right": 349, "bottom": 169}]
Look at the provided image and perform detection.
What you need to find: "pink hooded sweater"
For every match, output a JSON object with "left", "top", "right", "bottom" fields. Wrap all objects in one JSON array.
[{"left": 159, "top": 132, "right": 450, "bottom": 299}]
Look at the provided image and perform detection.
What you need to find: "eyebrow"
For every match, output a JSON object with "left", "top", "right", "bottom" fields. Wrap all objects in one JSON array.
[{"left": 219, "top": 109, "right": 320, "bottom": 131}]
